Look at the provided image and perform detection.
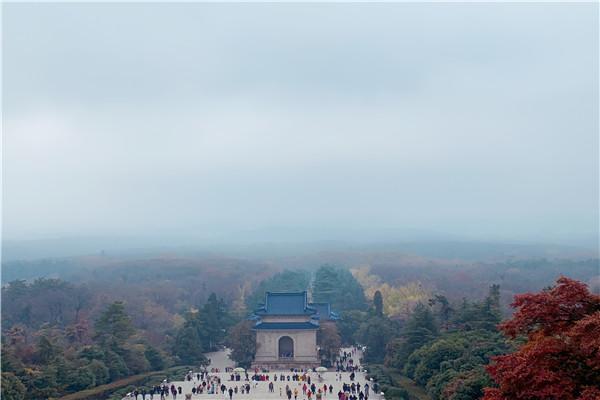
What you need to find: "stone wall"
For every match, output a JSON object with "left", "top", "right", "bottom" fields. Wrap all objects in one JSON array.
[{"left": 254, "top": 329, "right": 318, "bottom": 368}]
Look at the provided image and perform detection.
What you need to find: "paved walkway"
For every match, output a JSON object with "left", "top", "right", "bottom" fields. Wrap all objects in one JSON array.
[
  {"left": 125, "top": 348, "right": 383, "bottom": 400},
  {"left": 204, "top": 348, "right": 234, "bottom": 370}
]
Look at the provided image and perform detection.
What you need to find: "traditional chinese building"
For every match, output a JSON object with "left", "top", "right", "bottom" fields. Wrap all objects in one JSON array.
[{"left": 251, "top": 291, "right": 337, "bottom": 369}]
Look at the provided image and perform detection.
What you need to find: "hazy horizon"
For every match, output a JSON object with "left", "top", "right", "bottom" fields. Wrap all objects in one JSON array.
[{"left": 3, "top": 3, "right": 598, "bottom": 249}]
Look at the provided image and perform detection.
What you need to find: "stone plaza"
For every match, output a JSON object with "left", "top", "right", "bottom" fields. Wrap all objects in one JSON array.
[
  {"left": 123, "top": 292, "right": 383, "bottom": 400},
  {"left": 125, "top": 347, "right": 384, "bottom": 400}
]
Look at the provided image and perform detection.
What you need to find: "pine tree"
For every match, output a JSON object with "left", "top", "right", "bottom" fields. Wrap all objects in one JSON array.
[
  {"left": 174, "top": 324, "right": 206, "bottom": 364},
  {"left": 386, "top": 303, "right": 438, "bottom": 369},
  {"left": 374, "top": 290, "right": 384, "bottom": 316},
  {"left": 1, "top": 373, "right": 26, "bottom": 400},
  {"left": 225, "top": 320, "right": 256, "bottom": 368},
  {"left": 198, "top": 293, "right": 231, "bottom": 350},
  {"left": 37, "top": 336, "right": 59, "bottom": 363},
  {"left": 313, "top": 265, "right": 367, "bottom": 311},
  {"left": 94, "top": 302, "right": 135, "bottom": 348}
]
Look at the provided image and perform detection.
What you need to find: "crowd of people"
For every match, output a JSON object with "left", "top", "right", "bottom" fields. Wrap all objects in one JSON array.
[
  {"left": 125, "top": 371, "right": 253, "bottom": 400},
  {"left": 334, "top": 349, "right": 361, "bottom": 373},
  {"left": 124, "top": 347, "right": 375, "bottom": 400}
]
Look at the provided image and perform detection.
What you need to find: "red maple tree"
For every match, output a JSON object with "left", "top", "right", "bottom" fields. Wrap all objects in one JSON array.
[{"left": 483, "top": 276, "right": 600, "bottom": 400}]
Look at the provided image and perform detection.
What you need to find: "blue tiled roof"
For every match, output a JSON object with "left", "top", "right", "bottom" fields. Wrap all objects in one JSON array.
[
  {"left": 254, "top": 321, "right": 319, "bottom": 330},
  {"left": 255, "top": 291, "right": 316, "bottom": 316},
  {"left": 309, "top": 302, "right": 340, "bottom": 321}
]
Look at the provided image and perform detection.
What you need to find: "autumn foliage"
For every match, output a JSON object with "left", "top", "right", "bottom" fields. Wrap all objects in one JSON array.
[{"left": 483, "top": 277, "right": 600, "bottom": 400}]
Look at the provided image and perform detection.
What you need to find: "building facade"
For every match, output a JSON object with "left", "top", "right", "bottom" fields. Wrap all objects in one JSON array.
[{"left": 251, "top": 291, "right": 337, "bottom": 369}]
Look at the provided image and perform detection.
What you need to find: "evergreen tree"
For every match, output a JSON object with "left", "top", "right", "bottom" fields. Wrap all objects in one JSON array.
[
  {"left": 429, "top": 295, "right": 453, "bottom": 329},
  {"left": 385, "top": 303, "right": 438, "bottom": 369},
  {"left": 337, "top": 310, "right": 368, "bottom": 345},
  {"left": 53, "top": 356, "right": 72, "bottom": 387},
  {"left": 406, "top": 302, "right": 438, "bottom": 336},
  {"left": 94, "top": 302, "right": 135, "bottom": 348},
  {"left": 399, "top": 330, "right": 507, "bottom": 400},
  {"left": 173, "top": 310, "right": 211, "bottom": 365},
  {"left": 225, "top": 320, "right": 256, "bottom": 368},
  {"left": 454, "top": 286, "right": 502, "bottom": 331},
  {"left": 313, "top": 265, "right": 367, "bottom": 311},
  {"left": 479, "top": 284, "right": 502, "bottom": 329},
  {"left": 198, "top": 293, "right": 231, "bottom": 350},
  {"left": 245, "top": 270, "right": 311, "bottom": 310},
  {"left": 67, "top": 367, "right": 96, "bottom": 391},
  {"left": 30, "top": 365, "right": 59, "bottom": 399},
  {"left": 144, "top": 346, "right": 166, "bottom": 370},
  {"left": 374, "top": 290, "right": 384, "bottom": 316},
  {"left": 104, "top": 350, "right": 130, "bottom": 380},
  {"left": 317, "top": 323, "right": 342, "bottom": 366},
  {"left": 174, "top": 324, "right": 206, "bottom": 364},
  {"left": 121, "top": 345, "right": 151, "bottom": 374},
  {"left": 357, "top": 316, "right": 398, "bottom": 363},
  {"left": 86, "top": 359, "right": 110, "bottom": 385},
  {"left": 1, "top": 347, "right": 24, "bottom": 375},
  {"left": 37, "top": 336, "right": 59, "bottom": 363},
  {"left": 1, "top": 372, "right": 26, "bottom": 400},
  {"left": 79, "top": 345, "right": 106, "bottom": 361}
]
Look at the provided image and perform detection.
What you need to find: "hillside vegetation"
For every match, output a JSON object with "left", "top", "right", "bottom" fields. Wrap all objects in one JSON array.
[{"left": 2, "top": 253, "right": 598, "bottom": 400}]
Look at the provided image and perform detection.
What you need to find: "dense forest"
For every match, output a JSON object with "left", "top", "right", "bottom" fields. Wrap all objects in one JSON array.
[{"left": 1, "top": 253, "right": 599, "bottom": 400}]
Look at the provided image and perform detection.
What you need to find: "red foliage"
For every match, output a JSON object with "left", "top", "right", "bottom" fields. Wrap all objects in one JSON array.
[
  {"left": 483, "top": 277, "right": 600, "bottom": 400},
  {"left": 569, "top": 311, "right": 600, "bottom": 367},
  {"left": 579, "top": 387, "right": 600, "bottom": 400},
  {"left": 500, "top": 277, "right": 599, "bottom": 338}
]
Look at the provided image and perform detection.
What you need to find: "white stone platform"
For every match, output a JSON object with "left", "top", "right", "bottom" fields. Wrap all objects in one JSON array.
[{"left": 123, "top": 348, "right": 383, "bottom": 400}]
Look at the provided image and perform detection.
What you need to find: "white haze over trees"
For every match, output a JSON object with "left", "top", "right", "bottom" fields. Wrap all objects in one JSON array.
[{"left": 3, "top": 3, "right": 598, "bottom": 253}]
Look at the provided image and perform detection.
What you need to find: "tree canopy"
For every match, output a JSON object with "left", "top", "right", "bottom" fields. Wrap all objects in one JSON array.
[
  {"left": 245, "top": 270, "right": 311, "bottom": 311},
  {"left": 225, "top": 320, "right": 257, "bottom": 368},
  {"left": 483, "top": 277, "right": 600, "bottom": 400},
  {"left": 2, "top": 256, "right": 598, "bottom": 400},
  {"left": 313, "top": 265, "right": 367, "bottom": 312}
]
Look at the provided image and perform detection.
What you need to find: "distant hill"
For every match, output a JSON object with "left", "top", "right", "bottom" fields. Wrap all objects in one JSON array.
[{"left": 2, "top": 234, "right": 596, "bottom": 264}]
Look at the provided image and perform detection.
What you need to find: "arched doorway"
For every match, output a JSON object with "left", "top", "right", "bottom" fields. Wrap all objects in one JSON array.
[{"left": 278, "top": 336, "right": 294, "bottom": 359}]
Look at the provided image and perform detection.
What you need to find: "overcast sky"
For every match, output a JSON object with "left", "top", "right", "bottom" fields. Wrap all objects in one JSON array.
[{"left": 2, "top": 3, "right": 598, "bottom": 247}]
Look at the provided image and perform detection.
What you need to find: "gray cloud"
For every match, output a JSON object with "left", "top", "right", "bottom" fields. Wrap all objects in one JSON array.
[{"left": 2, "top": 3, "right": 598, "bottom": 247}]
